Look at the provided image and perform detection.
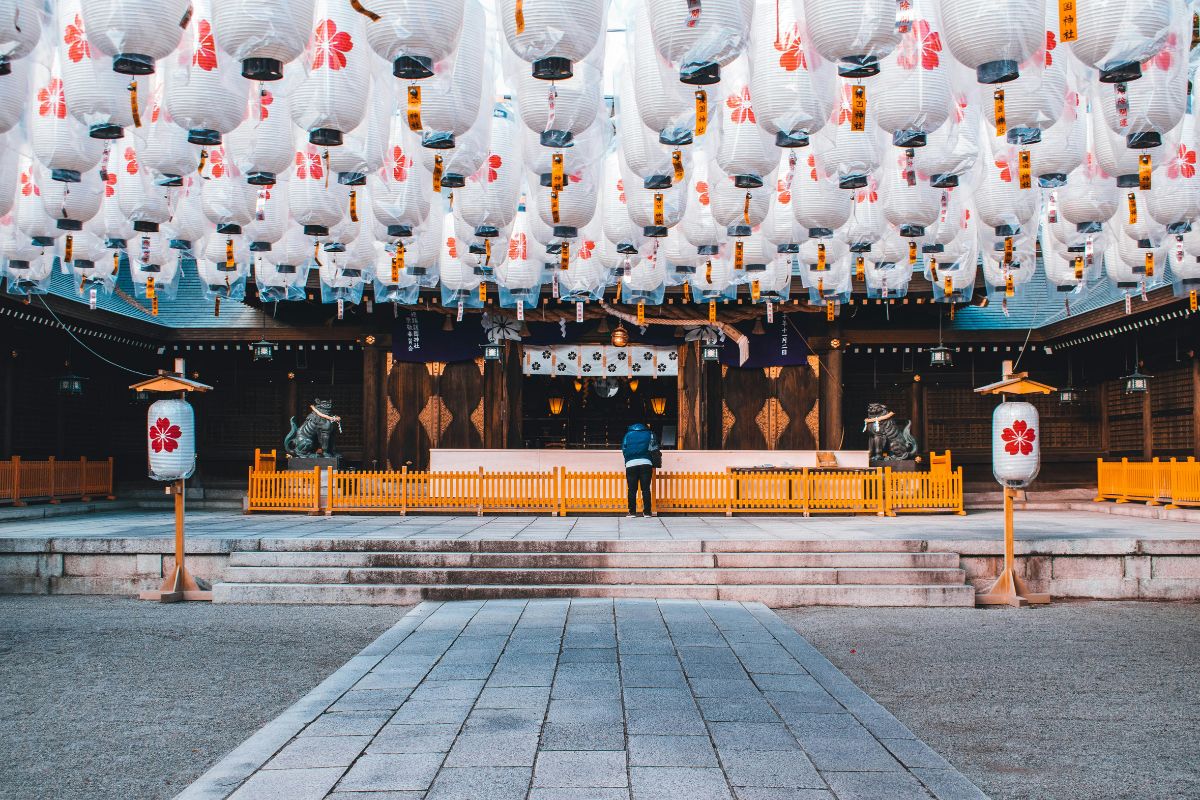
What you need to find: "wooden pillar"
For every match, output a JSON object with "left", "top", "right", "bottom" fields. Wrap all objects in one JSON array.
[
  {"left": 1, "top": 355, "right": 11, "bottom": 459},
  {"left": 504, "top": 341, "right": 524, "bottom": 447},
  {"left": 284, "top": 371, "right": 298, "bottom": 442},
  {"left": 1193, "top": 357, "right": 1200, "bottom": 456},
  {"left": 483, "top": 346, "right": 508, "bottom": 448},
  {"left": 1143, "top": 384, "right": 1154, "bottom": 459},
  {"left": 819, "top": 343, "right": 844, "bottom": 450},
  {"left": 676, "top": 342, "right": 707, "bottom": 450},
  {"left": 909, "top": 376, "right": 925, "bottom": 450},
  {"left": 1098, "top": 379, "right": 1110, "bottom": 456},
  {"left": 362, "top": 347, "right": 382, "bottom": 468}
]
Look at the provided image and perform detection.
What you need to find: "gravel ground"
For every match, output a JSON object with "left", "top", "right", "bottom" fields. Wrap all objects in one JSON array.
[
  {"left": 780, "top": 601, "right": 1200, "bottom": 800},
  {"left": 0, "top": 596, "right": 407, "bottom": 800}
]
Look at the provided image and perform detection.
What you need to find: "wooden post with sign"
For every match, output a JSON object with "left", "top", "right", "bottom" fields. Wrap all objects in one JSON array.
[{"left": 130, "top": 359, "right": 214, "bottom": 603}]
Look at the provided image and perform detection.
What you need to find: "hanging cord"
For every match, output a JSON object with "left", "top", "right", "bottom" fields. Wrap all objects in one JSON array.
[{"left": 37, "top": 295, "right": 155, "bottom": 377}]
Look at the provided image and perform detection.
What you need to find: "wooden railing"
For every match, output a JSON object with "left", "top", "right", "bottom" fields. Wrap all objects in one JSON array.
[
  {"left": 254, "top": 449, "right": 277, "bottom": 472},
  {"left": 246, "top": 464, "right": 965, "bottom": 516},
  {"left": 1095, "top": 457, "right": 1200, "bottom": 508},
  {"left": 0, "top": 457, "right": 115, "bottom": 506}
]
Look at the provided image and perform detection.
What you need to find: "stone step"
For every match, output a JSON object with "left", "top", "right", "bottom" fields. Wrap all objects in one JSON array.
[
  {"left": 250, "top": 538, "right": 934, "bottom": 554},
  {"left": 227, "top": 550, "right": 962, "bottom": 570},
  {"left": 212, "top": 581, "right": 974, "bottom": 606},
  {"left": 221, "top": 565, "right": 967, "bottom": 587}
]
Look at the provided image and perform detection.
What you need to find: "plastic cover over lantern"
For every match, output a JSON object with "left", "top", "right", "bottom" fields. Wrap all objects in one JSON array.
[
  {"left": 80, "top": 0, "right": 188, "bottom": 75},
  {"left": 406, "top": 2, "right": 486, "bottom": 150},
  {"left": 803, "top": 0, "right": 900, "bottom": 77},
  {"left": 880, "top": 151, "right": 941, "bottom": 236},
  {"left": 628, "top": 2, "right": 699, "bottom": 146},
  {"left": 290, "top": 140, "right": 349, "bottom": 235},
  {"left": 16, "top": 160, "right": 63, "bottom": 245},
  {"left": 617, "top": 65, "right": 688, "bottom": 189},
  {"left": 226, "top": 81, "right": 296, "bottom": 185},
  {"left": 973, "top": 142, "right": 1041, "bottom": 236},
  {"left": 1028, "top": 83, "right": 1085, "bottom": 186},
  {"left": 0, "top": 0, "right": 42, "bottom": 74},
  {"left": 937, "top": 0, "right": 1044, "bottom": 84},
  {"left": 603, "top": 152, "right": 646, "bottom": 251},
  {"left": 1109, "top": 222, "right": 1166, "bottom": 289},
  {"left": 978, "top": 2, "right": 1068, "bottom": 145},
  {"left": 874, "top": 0, "right": 952, "bottom": 147},
  {"left": 58, "top": 0, "right": 134, "bottom": 139},
  {"left": 372, "top": 121, "right": 431, "bottom": 237},
  {"left": 40, "top": 164, "right": 103, "bottom": 234},
  {"left": 201, "top": 146, "right": 257, "bottom": 233},
  {"left": 244, "top": 181, "right": 289, "bottom": 250},
  {"left": 759, "top": 154, "right": 809, "bottom": 252},
  {"left": 214, "top": 0, "right": 316, "bottom": 80},
  {"left": 257, "top": 225, "right": 312, "bottom": 300},
  {"left": 365, "top": 0, "right": 465, "bottom": 80},
  {"left": 510, "top": 50, "right": 602, "bottom": 149},
  {"left": 911, "top": 92, "right": 981, "bottom": 187},
  {"left": 29, "top": 47, "right": 104, "bottom": 182},
  {"left": 708, "top": 161, "right": 771, "bottom": 235},
  {"left": 623, "top": 156, "right": 688, "bottom": 237},
  {"left": 1091, "top": 104, "right": 1177, "bottom": 188},
  {"left": 680, "top": 158, "right": 727, "bottom": 251},
  {"left": 140, "top": 86, "right": 200, "bottom": 181},
  {"left": 644, "top": 0, "right": 753, "bottom": 85},
  {"left": 1069, "top": 0, "right": 1173, "bottom": 83},
  {"left": 417, "top": 99, "right": 491, "bottom": 189},
  {"left": 163, "top": 0, "right": 249, "bottom": 146},
  {"left": 791, "top": 157, "right": 853, "bottom": 236},
  {"left": 197, "top": 232, "right": 250, "bottom": 300},
  {"left": 713, "top": 56, "right": 777, "bottom": 188},
  {"left": 498, "top": 0, "right": 606, "bottom": 80},
  {"left": 1058, "top": 155, "right": 1120, "bottom": 231},
  {"left": 1145, "top": 121, "right": 1200, "bottom": 233},
  {"left": 811, "top": 79, "right": 882, "bottom": 189},
  {"left": 326, "top": 67, "right": 392, "bottom": 186},
  {"left": 844, "top": 173, "right": 886, "bottom": 249},
  {"left": 455, "top": 103, "right": 524, "bottom": 238},
  {"left": 0, "top": 54, "right": 30, "bottom": 133},
  {"left": 749, "top": 0, "right": 834, "bottom": 148},
  {"left": 290, "top": 0, "right": 369, "bottom": 146}
]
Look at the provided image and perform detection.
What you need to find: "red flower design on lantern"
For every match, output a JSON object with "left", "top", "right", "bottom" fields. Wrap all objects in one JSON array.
[
  {"left": 391, "top": 146, "right": 412, "bottom": 181},
  {"left": 104, "top": 172, "right": 117, "bottom": 197},
  {"left": 508, "top": 232, "right": 527, "bottom": 260},
  {"left": 64, "top": 14, "right": 90, "bottom": 63},
  {"left": 124, "top": 147, "right": 139, "bottom": 175},
  {"left": 578, "top": 240, "right": 595, "bottom": 259},
  {"left": 895, "top": 20, "right": 941, "bottom": 70},
  {"left": 485, "top": 153, "right": 502, "bottom": 182},
  {"left": 1168, "top": 144, "right": 1196, "bottom": 179},
  {"left": 313, "top": 19, "right": 353, "bottom": 71},
  {"left": 149, "top": 417, "right": 182, "bottom": 453},
  {"left": 807, "top": 153, "right": 818, "bottom": 182},
  {"left": 855, "top": 180, "right": 878, "bottom": 204},
  {"left": 1044, "top": 30, "right": 1057, "bottom": 67},
  {"left": 209, "top": 148, "right": 226, "bottom": 178},
  {"left": 835, "top": 84, "right": 856, "bottom": 125},
  {"left": 616, "top": 178, "right": 625, "bottom": 203},
  {"left": 446, "top": 237, "right": 457, "bottom": 257},
  {"left": 1001, "top": 418, "right": 1036, "bottom": 455},
  {"left": 192, "top": 20, "right": 217, "bottom": 71},
  {"left": 726, "top": 86, "right": 755, "bottom": 124},
  {"left": 19, "top": 171, "right": 39, "bottom": 197},
  {"left": 295, "top": 151, "right": 322, "bottom": 180},
  {"left": 38, "top": 78, "right": 67, "bottom": 119},
  {"left": 996, "top": 157, "right": 1013, "bottom": 182},
  {"left": 776, "top": 177, "right": 791, "bottom": 204},
  {"left": 695, "top": 180, "right": 710, "bottom": 206},
  {"left": 258, "top": 89, "right": 273, "bottom": 120},
  {"left": 775, "top": 24, "right": 807, "bottom": 72},
  {"left": 1148, "top": 32, "right": 1176, "bottom": 71}
]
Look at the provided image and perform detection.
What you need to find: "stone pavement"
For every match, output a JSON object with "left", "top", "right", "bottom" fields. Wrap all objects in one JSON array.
[
  {"left": 176, "top": 599, "right": 986, "bottom": 800},
  {"left": 0, "top": 508, "right": 1197, "bottom": 543}
]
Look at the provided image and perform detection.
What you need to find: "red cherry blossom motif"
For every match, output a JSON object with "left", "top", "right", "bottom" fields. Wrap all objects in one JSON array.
[
  {"left": 151, "top": 103, "right": 161, "bottom": 123},
  {"left": 446, "top": 237, "right": 457, "bottom": 257},
  {"left": 1149, "top": 32, "right": 1176, "bottom": 71},
  {"left": 954, "top": 96, "right": 969, "bottom": 123},
  {"left": 775, "top": 24, "right": 807, "bottom": 72},
  {"left": 192, "top": 20, "right": 217, "bottom": 71},
  {"left": 295, "top": 151, "right": 323, "bottom": 180},
  {"left": 1001, "top": 419, "right": 1035, "bottom": 455},
  {"left": 807, "top": 154, "right": 818, "bottom": 182},
  {"left": 578, "top": 240, "right": 595, "bottom": 259},
  {"left": 209, "top": 148, "right": 226, "bottom": 178},
  {"left": 64, "top": 14, "right": 90, "bottom": 63},
  {"left": 104, "top": 172, "right": 117, "bottom": 197},
  {"left": 313, "top": 19, "right": 353, "bottom": 71},
  {"left": 508, "top": 232, "right": 527, "bottom": 260},
  {"left": 1168, "top": 144, "right": 1196, "bottom": 179},
  {"left": 38, "top": 79, "right": 66, "bottom": 119},
  {"left": 695, "top": 180, "right": 710, "bottom": 206},
  {"left": 895, "top": 20, "right": 941, "bottom": 70},
  {"left": 124, "top": 147, "right": 139, "bottom": 175},
  {"left": 258, "top": 89, "right": 273, "bottom": 121},
  {"left": 391, "top": 146, "right": 412, "bottom": 181},
  {"left": 1044, "top": 30, "right": 1057, "bottom": 67},
  {"left": 616, "top": 179, "right": 625, "bottom": 203},
  {"left": 855, "top": 179, "right": 878, "bottom": 204},
  {"left": 776, "top": 177, "right": 791, "bottom": 204},
  {"left": 485, "top": 154, "right": 502, "bottom": 182},
  {"left": 19, "top": 171, "right": 39, "bottom": 197},
  {"left": 835, "top": 84, "right": 854, "bottom": 125},
  {"left": 149, "top": 417, "right": 182, "bottom": 453},
  {"left": 726, "top": 86, "right": 755, "bottom": 124},
  {"left": 996, "top": 157, "right": 1013, "bottom": 182}
]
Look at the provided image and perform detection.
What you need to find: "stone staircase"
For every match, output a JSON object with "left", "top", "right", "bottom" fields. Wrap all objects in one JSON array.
[{"left": 212, "top": 539, "right": 974, "bottom": 607}]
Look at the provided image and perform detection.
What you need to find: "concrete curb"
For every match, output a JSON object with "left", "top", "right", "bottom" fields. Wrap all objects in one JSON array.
[{"left": 170, "top": 602, "right": 440, "bottom": 800}]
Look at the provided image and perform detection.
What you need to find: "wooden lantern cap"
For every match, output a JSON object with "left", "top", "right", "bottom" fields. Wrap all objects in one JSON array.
[
  {"left": 974, "top": 359, "right": 1056, "bottom": 396},
  {"left": 129, "top": 372, "right": 212, "bottom": 394}
]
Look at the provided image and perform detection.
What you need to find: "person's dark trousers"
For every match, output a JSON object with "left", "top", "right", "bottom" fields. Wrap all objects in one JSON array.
[{"left": 626, "top": 465, "right": 654, "bottom": 515}]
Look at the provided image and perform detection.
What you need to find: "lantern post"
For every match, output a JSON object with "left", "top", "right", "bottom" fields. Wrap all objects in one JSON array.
[
  {"left": 973, "top": 360, "right": 1056, "bottom": 608},
  {"left": 130, "top": 359, "right": 213, "bottom": 603}
]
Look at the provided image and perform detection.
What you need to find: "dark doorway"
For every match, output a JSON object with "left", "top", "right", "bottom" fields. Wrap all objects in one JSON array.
[{"left": 522, "top": 376, "right": 676, "bottom": 448}]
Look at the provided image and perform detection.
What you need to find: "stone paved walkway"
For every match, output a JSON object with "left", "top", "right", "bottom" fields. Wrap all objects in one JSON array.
[
  {"left": 0, "top": 508, "right": 1196, "bottom": 543},
  {"left": 176, "top": 600, "right": 986, "bottom": 800}
]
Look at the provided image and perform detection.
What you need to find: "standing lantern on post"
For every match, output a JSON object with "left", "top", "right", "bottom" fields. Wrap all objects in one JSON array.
[
  {"left": 130, "top": 359, "right": 212, "bottom": 603},
  {"left": 974, "top": 360, "right": 1054, "bottom": 607}
]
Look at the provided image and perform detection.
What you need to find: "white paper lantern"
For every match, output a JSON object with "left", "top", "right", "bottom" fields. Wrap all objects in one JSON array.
[
  {"left": 202, "top": 147, "right": 257, "bottom": 231},
  {"left": 163, "top": 0, "right": 250, "bottom": 146},
  {"left": 455, "top": 104, "right": 524, "bottom": 235},
  {"left": 791, "top": 155, "right": 853, "bottom": 234},
  {"left": 844, "top": 174, "right": 886, "bottom": 248},
  {"left": 226, "top": 83, "right": 297, "bottom": 185},
  {"left": 1069, "top": 0, "right": 1172, "bottom": 82},
  {"left": 911, "top": 95, "right": 981, "bottom": 187},
  {"left": 880, "top": 152, "right": 941, "bottom": 235},
  {"left": 0, "top": 0, "right": 42, "bottom": 71},
  {"left": 749, "top": 0, "right": 834, "bottom": 147},
  {"left": 938, "top": 0, "right": 1044, "bottom": 84},
  {"left": 812, "top": 79, "right": 883, "bottom": 189},
  {"left": 512, "top": 57, "right": 602, "bottom": 146},
  {"left": 760, "top": 155, "right": 808, "bottom": 252},
  {"left": 417, "top": 99, "right": 491, "bottom": 188},
  {"left": 365, "top": 0, "right": 465, "bottom": 79},
  {"left": 714, "top": 56, "right": 777, "bottom": 187},
  {"left": 59, "top": 0, "right": 135, "bottom": 139},
  {"left": 290, "top": 141, "right": 349, "bottom": 234},
  {"left": 41, "top": 164, "right": 104, "bottom": 231},
  {"left": 0, "top": 54, "right": 29, "bottom": 133},
  {"left": 1091, "top": 106, "right": 1177, "bottom": 189},
  {"left": 407, "top": 3, "right": 485, "bottom": 149},
  {"left": 147, "top": 398, "right": 196, "bottom": 481},
  {"left": 1028, "top": 87, "right": 1085, "bottom": 186},
  {"left": 709, "top": 163, "right": 770, "bottom": 233},
  {"left": 80, "top": 0, "right": 188, "bottom": 74},
  {"left": 244, "top": 182, "right": 289, "bottom": 249},
  {"left": 974, "top": 143, "right": 1041, "bottom": 236},
  {"left": 645, "top": 0, "right": 753, "bottom": 84},
  {"left": 30, "top": 58, "right": 105, "bottom": 182},
  {"left": 214, "top": 0, "right": 315, "bottom": 80},
  {"left": 803, "top": 0, "right": 900, "bottom": 77},
  {"left": 992, "top": 401, "right": 1039, "bottom": 487},
  {"left": 628, "top": 2, "right": 695, "bottom": 146},
  {"left": 290, "top": 0, "right": 369, "bottom": 146},
  {"left": 874, "top": 0, "right": 952, "bottom": 146},
  {"left": 16, "top": 161, "right": 63, "bottom": 245},
  {"left": 603, "top": 152, "right": 646, "bottom": 250},
  {"left": 1146, "top": 132, "right": 1200, "bottom": 233},
  {"left": 371, "top": 121, "right": 431, "bottom": 235},
  {"left": 1095, "top": 9, "right": 1187, "bottom": 149},
  {"left": 498, "top": 0, "right": 605, "bottom": 80}
]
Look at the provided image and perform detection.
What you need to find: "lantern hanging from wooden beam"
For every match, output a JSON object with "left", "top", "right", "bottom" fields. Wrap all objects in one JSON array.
[
  {"left": 992, "top": 400, "right": 1039, "bottom": 488},
  {"left": 147, "top": 397, "right": 196, "bottom": 481}
]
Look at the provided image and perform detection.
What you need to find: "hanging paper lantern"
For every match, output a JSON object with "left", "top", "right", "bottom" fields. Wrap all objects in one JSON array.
[
  {"left": 911, "top": 94, "right": 981, "bottom": 187},
  {"left": 1146, "top": 134, "right": 1200, "bottom": 233},
  {"left": 58, "top": 0, "right": 134, "bottom": 139},
  {"left": 791, "top": 156, "right": 853, "bottom": 236},
  {"left": 844, "top": 173, "right": 886, "bottom": 249},
  {"left": 880, "top": 152, "right": 941, "bottom": 236},
  {"left": 290, "top": 141, "right": 349, "bottom": 235},
  {"left": 244, "top": 181, "right": 289, "bottom": 250},
  {"left": 1059, "top": 156, "right": 1120, "bottom": 232},
  {"left": 147, "top": 398, "right": 196, "bottom": 480},
  {"left": 603, "top": 152, "right": 646, "bottom": 251},
  {"left": 645, "top": 0, "right": 753, "bottom": 84},
  {"left": 1109, "top": 222, "right": 1166, "bottom": 289},
  {"left": 160, "top": 178, "right": 206, "bottom": 251},
  {"left": 80, "top": 0, "right": 188, "bottom": 74},
  {"left": 405, "top": 4, "right": 485, "bottom": 150},
  {"left": 1028, "top": 87, "right": 1085, "bottom": 186},
  {"left": 759, "top": 155, "right": 808, "bottom": 252},
  {"left": 979, "top": 4, "right": 1068, "bottom": 145},
  {"left": 617, "top": 64, "right": 684, "bottom": 188},
  {"left": 624, "top": 170, "right": 688, "bottom": 238},
  {"left": 15, "top": 160, "right": 64, "bottom": 246},
  {"left": 511, "top": 56, "right": 602, "bottom": 147},
  {"left": 0, "top": 0, "right": 42, "bottom": 74},
  {"left": 115, "top": 141, "right": 172, "bottom": 232},
  {"left": 226, "top": 82, "right": 296, "bottom": 185},
  {"left": 628, "top": 3, "right": 696, "bottom": 146},
  {"left": 1069, "top": 0, "right": 1173, "bottom": 83},
  {"left": 749, "top": 0, "right": 834, "bottom": 147},
  {"left": 530, "top": 165, "right": 598, "bottom": 239},
  {"left": 680, "top": 159, "right": 727, "bottom": 251},
  {"left": 326, "top": 68, "right": 392, "bottom": 186},
  {"left": 974, "top": 143, "right": 1041, "bottom": 236},
  {"left": 713, "top": 56, "right": 777, "bottom": 188},
  {"left": 803, "top": 0, "right": 899, "bottom": 77},
  {"left": 291, "top": 0, "right": 369, "bottom": 146},
  {"left": 214, "top": 0, "right": 315, "bottom": 80},
  {"left": 365, "top": 0, "right": 465, "bottom": 79},
  {"left": 417, "top": 100, "right": 491, "bottom": 188},
  {"left": 41, "top": 165, "right": 104, "bottom": 231},
  {"left": 0, "top": 55, "right": 29, "bottom": 133},
  {"left": 0, "top": 134, "right": 17, "bottom": 218},
  {"left": 455, "top": 103, "right": 524, "bottom": 237},
  {"left": 372, "top": 121, "right": 431, "bottom": 236},
  {"left": 163, "top": 0, "right": 249, "bottom": 146},
  {"left": 498, "top": 0, "right": 605, "bottom": 80},
  {"left": 874, "top": 0, "right": 952, "bottom": 146},
  {"left": 938, "top": 0, "right": 1044, "bottom": 84},
  {"left": 811, "top": 79, "right": 882, "bottom": 189},
  {"left": 140, "top": 86, "right": 200, "bottom": 183},
  {"left": 708, "top": 162, "right": 770, "bottom": 235},
  {"left": 1091, "top": 106, "right": 1176, "bottom": 189},
  {"left": 1095, "top": 9, "right": 1187, "bottom": 149},
  {"left": 256, "top": 226, "right": 312, "bottom": 300},
  {"left": 29, "top": 53, "right": 105, "bottom": 182},
  {"left": 201, "top": 146, "right": 257, "bottom": 233},
  {"left": 992, "top": 401, "right": 1039, "bottom": 487}
]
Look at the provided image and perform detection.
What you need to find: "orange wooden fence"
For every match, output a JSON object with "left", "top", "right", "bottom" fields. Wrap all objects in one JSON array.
[
  {"left": 0, "top": 457, "right": 115, "bottom": 505},
  {"left": 247, "top": 463, "right": 965, "bottom": 516},
  {"left": 1095, "top": 457, "right": 1200, "bottom": 508}
]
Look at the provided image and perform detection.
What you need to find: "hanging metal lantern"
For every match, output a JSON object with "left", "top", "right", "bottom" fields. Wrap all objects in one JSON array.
[
  {"left": 251, "top": 339, "right": 277, "bottom": 361},
  {"left": 929, "top": 345, "right": 952, "bottom": 367},
  {"left": 56, "top": 370, "right": 87, "bottom": 396},
  {"left": 1058, "top": 386, "right": 1080, "bottom": 404},
  {"left": 611, "top": 322, "right": 629, "bottom": 347},
  {"left": 701, "top": 343, "right": 721, "bottom": 361},
  {"left": 482, "top": 342, "right": 503, "bottom": 360},
  {"left": 1123, "top": 367, "right": 1151, "bottom": 394}
]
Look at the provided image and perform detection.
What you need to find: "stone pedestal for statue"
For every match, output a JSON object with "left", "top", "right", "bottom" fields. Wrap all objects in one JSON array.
[
  {"left": 287, "top": 456, "right": 340, "bottom": 471},
  {"left": 871, "top": 458, "right": 918, "bottom": 471}
]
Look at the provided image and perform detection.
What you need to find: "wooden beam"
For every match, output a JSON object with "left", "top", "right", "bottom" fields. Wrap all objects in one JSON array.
[
  {"left": 362, "top": 347, "right": 381, "bottom": 468},
  {"left": 1037, "top": 285, "right": 1185, "bottom": 341}
]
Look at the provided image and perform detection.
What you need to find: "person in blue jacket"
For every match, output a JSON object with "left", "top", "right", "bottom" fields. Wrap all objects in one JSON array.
[{"left": 621, "top": 423, "right": 659, "bottom": 517}]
